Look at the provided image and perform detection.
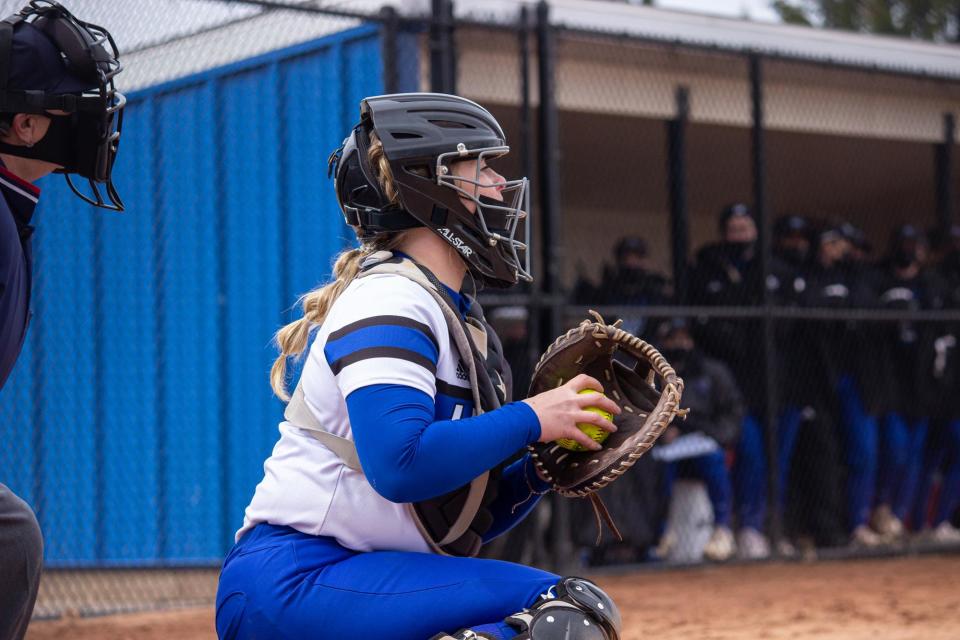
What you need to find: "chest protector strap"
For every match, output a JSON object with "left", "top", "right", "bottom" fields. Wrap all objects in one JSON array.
[{"left": 283, "top": 251, "right": 503, "bottom": 557}]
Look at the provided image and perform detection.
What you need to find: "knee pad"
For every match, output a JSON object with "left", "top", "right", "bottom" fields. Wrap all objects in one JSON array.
[{"left": 506, "top": 577, "right": 621, "bottom": 640}]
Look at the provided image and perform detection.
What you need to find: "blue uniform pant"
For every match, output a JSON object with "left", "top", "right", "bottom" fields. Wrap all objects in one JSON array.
[
  {"left": 664, "top": 451, "right": 732, "bottom": 526},
  {"left": 216, "top": 523, "right": 558, "bottom": 640},
  {"left": 912, "top": 419, "right": 960, "bottom": 529},
  {"left": 734, "top": 409, "right": 804, "bottom": 532},
  {"left": 836, "top": 375, "right": 879, "bottom": 530},
  {"left": 877, "top": 413, "right": 929, "bottom": 525}
]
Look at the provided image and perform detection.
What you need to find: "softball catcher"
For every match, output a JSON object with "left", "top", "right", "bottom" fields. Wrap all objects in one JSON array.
[{"left": 215, "top": 93, "right": 683, "bottom": 639}]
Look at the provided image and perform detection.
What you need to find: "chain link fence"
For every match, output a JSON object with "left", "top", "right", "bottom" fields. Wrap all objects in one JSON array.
[
  {"left": 1, "top": 0, "right": 958, "bottom": 621},
  {"left": 451, "top": 3, "right": 960, "bottom": 569}
]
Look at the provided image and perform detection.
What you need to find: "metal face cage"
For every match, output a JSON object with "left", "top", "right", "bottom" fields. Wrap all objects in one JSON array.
[{"left": 436, "top": 144, "right": 531, "bottom": 282}]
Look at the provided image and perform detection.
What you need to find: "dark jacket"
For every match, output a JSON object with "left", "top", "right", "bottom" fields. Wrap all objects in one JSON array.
[
  {"left": 930, "top": 254, "right": 960, "bottom": 419},
  {"left": 0, "top": 166, "right": 39, "bottom": 389},
  {"left": 767, "top": 252, "right": 809, "bottom": 307},
  {"left": 670, "top": 351, "right": 744, "bottom": 447},
  {"left": 866, "top": 265, "right": 943, "bottom": 419},
  {"left": 797, "top": 261, "right": 870, "bottom": 409},
  {"left": 768, "top": 251, "right": 810, "bottom": 408},
  {"left": 688, "top": 242, "right": 764, "bottom": 411}
]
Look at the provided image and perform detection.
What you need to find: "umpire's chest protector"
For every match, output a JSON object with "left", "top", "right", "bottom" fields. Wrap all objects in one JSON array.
[{"left": 285, "top": 251, "right": 510, "bottom": 557}]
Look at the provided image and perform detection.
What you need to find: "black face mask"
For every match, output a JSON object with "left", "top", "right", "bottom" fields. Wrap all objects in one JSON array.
[
  {"left": 0, "top": 111, "right": 121, "bottom": 208},
  {"left": 778, "top": 246, "right": 807, "bottom": 266},
  {"left": 616, "top": 265, "right": 648, "bottom": 281},
  {"left": 0, "top": 113, "right": 79, "bottom": 172},
  {"left": 893, "top": 248, "right": 918, "bottom": 270},
  {"left": 726, "top": 240, "right": 755, "bottom": 261}
]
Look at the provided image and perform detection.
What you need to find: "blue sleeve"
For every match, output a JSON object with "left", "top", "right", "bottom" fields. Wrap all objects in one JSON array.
[
  {"left": 346, "top": 383, "right": 542, "bottom": 503},
  {"left": 482, "top": 454, "right": 552, "bottom": 543}
]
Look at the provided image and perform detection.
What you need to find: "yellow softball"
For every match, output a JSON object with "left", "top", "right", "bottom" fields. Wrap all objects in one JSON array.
[{"left": 556, "top": 389, "right": 613, "bottom": 452}]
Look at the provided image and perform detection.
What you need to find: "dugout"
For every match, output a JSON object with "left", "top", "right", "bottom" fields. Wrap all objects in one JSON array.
[{"left": 444, "top": 1, "right": 960, "bottom": 290}]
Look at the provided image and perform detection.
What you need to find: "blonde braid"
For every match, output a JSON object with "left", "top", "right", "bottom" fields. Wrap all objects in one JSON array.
[
  {"left": 270, "top": 128, "right": 405, "bottom": 400},
  {"left": 368, "top": 131, "right": 399, "bottom": 204}
]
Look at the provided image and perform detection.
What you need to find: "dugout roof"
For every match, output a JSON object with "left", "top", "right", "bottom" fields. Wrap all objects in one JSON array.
[{"left": 33, "top": 0, "right": 957, "bottom": 93}]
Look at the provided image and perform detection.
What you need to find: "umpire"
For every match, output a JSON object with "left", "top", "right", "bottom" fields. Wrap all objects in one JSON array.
[{"left": 0, "top": 3, "right": 124, "bottom": 638}]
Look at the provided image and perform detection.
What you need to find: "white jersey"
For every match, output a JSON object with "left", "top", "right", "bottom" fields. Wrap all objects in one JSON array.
[{"left": 237, "top": 273, "right": 476, "bottom": 552}]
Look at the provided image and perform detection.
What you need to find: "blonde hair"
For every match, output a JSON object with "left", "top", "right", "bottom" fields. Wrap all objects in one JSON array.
[{"left": 270, "top": 130, "right": 403, "bottom": 400}]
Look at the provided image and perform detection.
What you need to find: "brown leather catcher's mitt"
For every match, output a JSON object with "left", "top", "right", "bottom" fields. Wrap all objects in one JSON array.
[{"left": 528, "top": 312, "right": 686, "bottom": 539}]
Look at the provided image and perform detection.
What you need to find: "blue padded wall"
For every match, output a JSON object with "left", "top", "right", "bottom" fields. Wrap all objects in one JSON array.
[{"left": 0, "top": 23, "right": 415, "bottom": 565}]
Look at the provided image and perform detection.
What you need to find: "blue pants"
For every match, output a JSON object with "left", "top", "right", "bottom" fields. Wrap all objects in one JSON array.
[
  {"left": 912, "top": 419, "right": 960, "bottom": 529},
  {"left": 215, "top": 523, "right": 558, "bottom": 640},
  {"left": 664, "top": 451, "right": 732, "bottom": 526},
  {"left": 877, "top": 413, "right": 929, "bottom": 525},
  {"left": 836, "top": 375, "right": 879, "bottom": 530},
  {"left": 733, "top": 409, "right": 804, "bottom": 531}
]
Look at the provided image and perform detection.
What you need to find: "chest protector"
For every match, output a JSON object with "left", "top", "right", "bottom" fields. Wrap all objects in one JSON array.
[{"left": 283, "top": 251, "right": 512, "bottom": 557}]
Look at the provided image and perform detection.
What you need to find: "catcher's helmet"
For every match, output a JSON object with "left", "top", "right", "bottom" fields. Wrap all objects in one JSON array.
[{"left": 329, "top": 93, "right": 530, "bottom": 288}]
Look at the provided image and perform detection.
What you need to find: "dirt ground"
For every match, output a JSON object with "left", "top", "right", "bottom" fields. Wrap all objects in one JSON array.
[{"left": 27, "top": 555, "right": 960, "bottom": 640}]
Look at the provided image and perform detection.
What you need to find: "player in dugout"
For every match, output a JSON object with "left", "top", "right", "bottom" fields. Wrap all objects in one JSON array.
[
  {"left": 871, "top": 225, "right": 944, "bottom": 539},
  {"left": 915, "top": 225, "right": 960, "bottom": 543},
  {"left": 652, "top": 317, "right": 743, "bottom": 562},
  {"left": 0, "top": 2, "right": 125, "bottom": 639},
  {"left": 215, "top": 93, "right": 627, "bottom": 640}
]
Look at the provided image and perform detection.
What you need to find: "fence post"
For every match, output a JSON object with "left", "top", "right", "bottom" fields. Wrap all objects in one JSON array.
[
  {"left": 750, "top": 52, "right": 782, "bottom": 552},
  {"left": 537, "top": 0, "right": 561, "bottom": 329},
  {"left": 936, "top": 112, "right": 956, "bottom": 233},
  {"left": 214, "top": 79, "right": 232, "bottom": 553},
  {"left": 518, "top": 4, "right": 542, "bottom": 385},
  {"left": 445, "top": 0, "right": 457, "bottom": 94},
  {"left": 379, "top": 6, "right": 399, "bottom": 94},
  {"left": 536, "top": 0, "right": 574, "bottom": 573},
  {"left": 668, "top": 86, "right": 690, "bottom": 303},
  {"left": 519, "top": 6, "right": 534, "bottom": 187},
  {"left": 429, "top": 0, "right": 456, "bottom": 93}
]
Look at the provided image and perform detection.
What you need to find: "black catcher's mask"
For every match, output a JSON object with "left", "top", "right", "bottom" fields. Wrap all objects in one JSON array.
[
  {"left": 0, "top": 1, "right": 125, "bottom": 210},
  {"left": 329, "top": 93, "right": 530, "bottom": 289}
]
